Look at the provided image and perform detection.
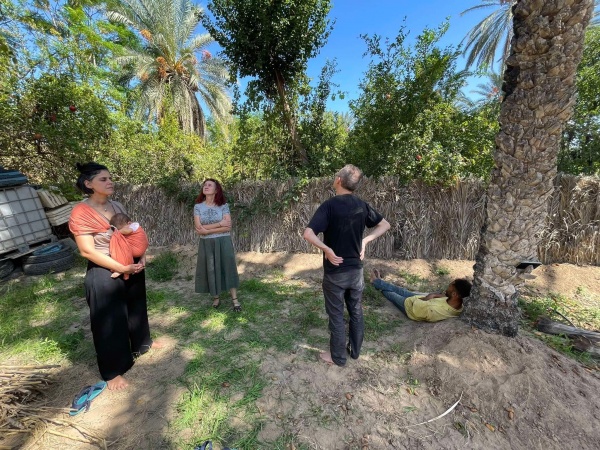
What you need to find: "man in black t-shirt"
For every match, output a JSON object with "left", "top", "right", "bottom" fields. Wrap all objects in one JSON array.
[{"left": 303, "top": 164, "right": 390, "bottom": 366}]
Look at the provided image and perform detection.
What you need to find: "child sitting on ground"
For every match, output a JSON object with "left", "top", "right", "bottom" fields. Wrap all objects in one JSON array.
[{"left": 109, "top": 213, "right": 149, "bottom": 279}]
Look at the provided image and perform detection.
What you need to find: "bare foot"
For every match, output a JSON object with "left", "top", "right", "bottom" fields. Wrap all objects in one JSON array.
[
  {"left": 107, "top": 375, "right": 128, "bottom": 390},
  {"left": 370, "top": 269, "right": 381, "bottom": 283},
  {"left": 151, "top": 340, "right": 165, "bottom": 350},
  {"left": 319, "top": 351, "right": 334, "bottom": 365}
]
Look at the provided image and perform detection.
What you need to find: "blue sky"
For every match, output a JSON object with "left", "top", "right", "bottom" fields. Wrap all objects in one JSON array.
[{"left": 304, "top": 0, "right": 496, "bottom": 112}]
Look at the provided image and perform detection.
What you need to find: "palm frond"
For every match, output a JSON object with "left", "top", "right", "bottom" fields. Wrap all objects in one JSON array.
[
  {"left": 178, "top": 4, "right": 203, "bottom": 48},
  {"left": 186, "top": 33, "right": 213, "bottom": 53},
  {"left": 461, "top": 2, "right": 513, "bottom": 70},
  {"left": 108, "top": 0, "right": 231, "bottom": 137},
  {"left": 460, "top": 0, "right": 513, "bottom": 16}
]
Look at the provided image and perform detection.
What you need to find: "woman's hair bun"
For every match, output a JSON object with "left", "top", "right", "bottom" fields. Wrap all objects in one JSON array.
[{"left": 76, "top": 162, "right": 108, "bottom": 175}]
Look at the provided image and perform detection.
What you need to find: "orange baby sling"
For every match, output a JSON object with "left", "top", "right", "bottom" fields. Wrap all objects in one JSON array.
[{"left": 69, "top": 203, "right": 148, "bottom": 279}]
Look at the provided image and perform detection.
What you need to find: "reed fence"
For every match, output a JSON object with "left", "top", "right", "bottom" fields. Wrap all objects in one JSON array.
[{"left": 112, "top": 174, "right": 600, "bottom": 265}]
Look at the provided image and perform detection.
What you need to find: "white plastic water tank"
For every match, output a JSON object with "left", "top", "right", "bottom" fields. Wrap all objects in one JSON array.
[{"left": 0, "top": 186, "right": 53, "bottom": 256}]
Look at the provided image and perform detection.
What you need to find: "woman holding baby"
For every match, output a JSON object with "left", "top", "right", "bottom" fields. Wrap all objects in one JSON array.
[{"left": 68, "top": 162, "right": 161, "bottom": 390}]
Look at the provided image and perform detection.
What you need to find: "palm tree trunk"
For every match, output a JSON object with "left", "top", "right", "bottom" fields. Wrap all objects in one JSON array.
[
  {"left": 183, "top": 84, "right": 205, "bottom": 138},
  {"left": 274, "top": 69, "right": 309, "bottom": 166},
  {"left": 192, "top": 96, "right": 206, "bottom": 139},
  {"left": 463, "top": 0, "right": 594, "bottom": 337}
]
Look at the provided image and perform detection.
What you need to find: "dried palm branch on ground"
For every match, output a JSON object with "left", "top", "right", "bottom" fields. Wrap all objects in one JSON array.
[{"left": 0, "top": 365, "right": 106, "bottom": 449}]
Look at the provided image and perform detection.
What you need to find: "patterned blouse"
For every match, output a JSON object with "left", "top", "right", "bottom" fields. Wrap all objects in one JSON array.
[{"left": 193, "top": 202, "right": 231, "bottom": 240}]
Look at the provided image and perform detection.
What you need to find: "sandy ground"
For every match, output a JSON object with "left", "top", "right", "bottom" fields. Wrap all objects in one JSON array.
[{"left": 7, "top": 247, "right": 600, "bottom": 449}]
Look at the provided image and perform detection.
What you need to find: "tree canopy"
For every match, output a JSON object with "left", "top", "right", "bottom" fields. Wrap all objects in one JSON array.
[
  {"left": 203, "top": 0, "right": 333, "bottom": 165},
  {"left": 347, "top": 23, "right": 496, "bottom": 183}
]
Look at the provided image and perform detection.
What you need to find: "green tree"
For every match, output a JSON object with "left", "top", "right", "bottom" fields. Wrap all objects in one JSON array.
[
  {"left": 228, "top": 61, "right": 349, "bottom": 180},
  {"left": 0, "top": 74, "right": 112, "bottom": 185},
  {"left": 299, "top": 60, "right": 348, "bottom": 176},
  {"left": 560, "top": 25, "right": 600, "bottom": 174},
  {"left": 347, "top": 23, "right": 494, "bottom": 184},
  {"left": 232, "top": 111, "right": 293, "bottom": 180},
  {"left": 107, "top": 0, "right": 231, "bottom": 137},
  {"left": 0, "top": 0, "right": 19, "bottom": 61},
  {"left": 103, "top": 111, "right": 234, "bottom": 185},
  {"left": 204, "top": 0, "right": 332, "bottom": 166}
]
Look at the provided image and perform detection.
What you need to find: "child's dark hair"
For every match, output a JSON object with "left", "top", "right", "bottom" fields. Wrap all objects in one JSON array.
[
  {"left": 109, "top": 212, "right": 131, "bottom": 230},
  {"left": 75, "top": 162, "right": 109, "bottom": 195},
  {"left": 453, "top": 279, "right": 472, "bottom": 299}
]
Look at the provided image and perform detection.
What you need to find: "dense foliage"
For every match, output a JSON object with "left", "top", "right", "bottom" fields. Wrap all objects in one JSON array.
[
  {"left": 0, "top": 0, "right": 599, "bottom": 192},
  {"left": 559, "top": 26, "right": 600, "bottom": 174},
  {"left": 0, "top": 74, "right": 112, "bottom": 186},
  {"left": 204, "top": 0, "right": 333, "bottom": 166},
  {"left": 347, "top": 24, "right": 496, "bottom": 183}
]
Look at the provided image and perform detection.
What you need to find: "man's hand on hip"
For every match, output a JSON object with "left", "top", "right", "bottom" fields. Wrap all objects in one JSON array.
[{"left": 324, "top": 248, "right": 343, "bottom": 266}]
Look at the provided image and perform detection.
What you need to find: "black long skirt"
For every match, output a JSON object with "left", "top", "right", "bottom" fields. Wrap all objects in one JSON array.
[{"left": 84, "top": 261, "right": 152, "bottom": 381}]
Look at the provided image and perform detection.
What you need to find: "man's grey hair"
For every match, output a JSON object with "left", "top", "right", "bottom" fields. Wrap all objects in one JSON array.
[{"left": 336, "top": 164, "right": 363, "bottom": 192}]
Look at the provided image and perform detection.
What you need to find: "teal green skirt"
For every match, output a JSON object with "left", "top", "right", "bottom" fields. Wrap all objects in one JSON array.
[{"left": 195, "top": 236, "right": 239, "bottom": 296}]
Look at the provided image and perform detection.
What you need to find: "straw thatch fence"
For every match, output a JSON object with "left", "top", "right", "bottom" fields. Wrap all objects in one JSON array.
[{"left": 112, "top": 174, "right": 600, "bottom": 265}]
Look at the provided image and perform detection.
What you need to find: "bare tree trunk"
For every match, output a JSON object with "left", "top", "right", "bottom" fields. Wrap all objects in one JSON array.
[
  {"left": 463, "top": 0, "right": 594, "bottom": 337},
  {"left": 187, "top": 84, "right": 205, "bottom": 139},
  {"left": 274, "top": 70, "right": 309, "bottom": 166},
  {"left": 192, "top": 97, "right": 206, "bottom": 139}
]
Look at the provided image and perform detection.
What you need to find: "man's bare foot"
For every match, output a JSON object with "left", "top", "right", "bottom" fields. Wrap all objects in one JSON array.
[
  {"left": 151, "top": 340, "right": 165, "bottom": 349},
  {"left": 370, "top": 268, "right": 382, "bottom": 283},
  {"left": 107, "top": 375, "right": 128, "bottom": 390},
  {"left": 319, "top": 351, "right": 334, "bottom": 365}
]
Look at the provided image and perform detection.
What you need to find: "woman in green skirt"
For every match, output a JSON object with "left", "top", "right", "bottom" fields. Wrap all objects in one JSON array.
[{"left": 193, "top": 179, "right": 241, "bottom": 311}]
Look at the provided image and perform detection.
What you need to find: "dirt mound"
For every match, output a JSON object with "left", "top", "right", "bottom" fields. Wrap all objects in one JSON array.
[
  {"left": 404, "top": 320, "right": 600, "bottom": 448},
  {"left": 253, "top": 316, "right": 600, "bottom": 449}
]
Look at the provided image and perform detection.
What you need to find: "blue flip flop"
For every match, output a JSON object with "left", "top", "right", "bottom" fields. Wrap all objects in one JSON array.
[{"left": 69, "top": 381, "right": 107, "bottom": 416}]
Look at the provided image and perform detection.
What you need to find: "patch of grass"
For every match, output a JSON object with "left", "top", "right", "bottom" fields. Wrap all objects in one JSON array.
[
  {"left": 267, "top": 434, "right": 309, "bottom": 450},
  {"left": 363, "top": 282, "right": 386, "bottom": 307},
  {"left": 434, "top": 265, "right": 450, "bottom": 276},
  {"left": 519, "top": 292, "right": 600, "bottom": 367},
  {"left": 398, "top": 270, "right": 428, "bottom": 291},
  {"left": 147, "top": 251, "right": 179, "bottom": 282},
  {"left": 575, "top": 285, "right": 589, "bottom": 297},
  {"left": 364, "top": 312, "right": 398, "bottom": 340},
  {"left": 0, "top": 275, "right": 91, "bottom": 363},
  {"left": 166, "top": 272, "right": 411, "bottom": 449},
  {"left": 519, "top": 292, "right": 600, "bottom": 330},
  {"left": 171, "top": 334, "right": 268, "bottom": 448},
  {"left": 147, "top": 289, "right": 170, "bottom": 312},
  {"left": 519, "top": 292, "right": 566, "bottom": 323},
  {"left": 0, "top": 257, "right": 424, "bottom": 449},
  {"left": 374, "top": 343, "right": 412, "bottom": 364},
  {"left": 166, "top": 278, "right": 339, "bottom": 448}
]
